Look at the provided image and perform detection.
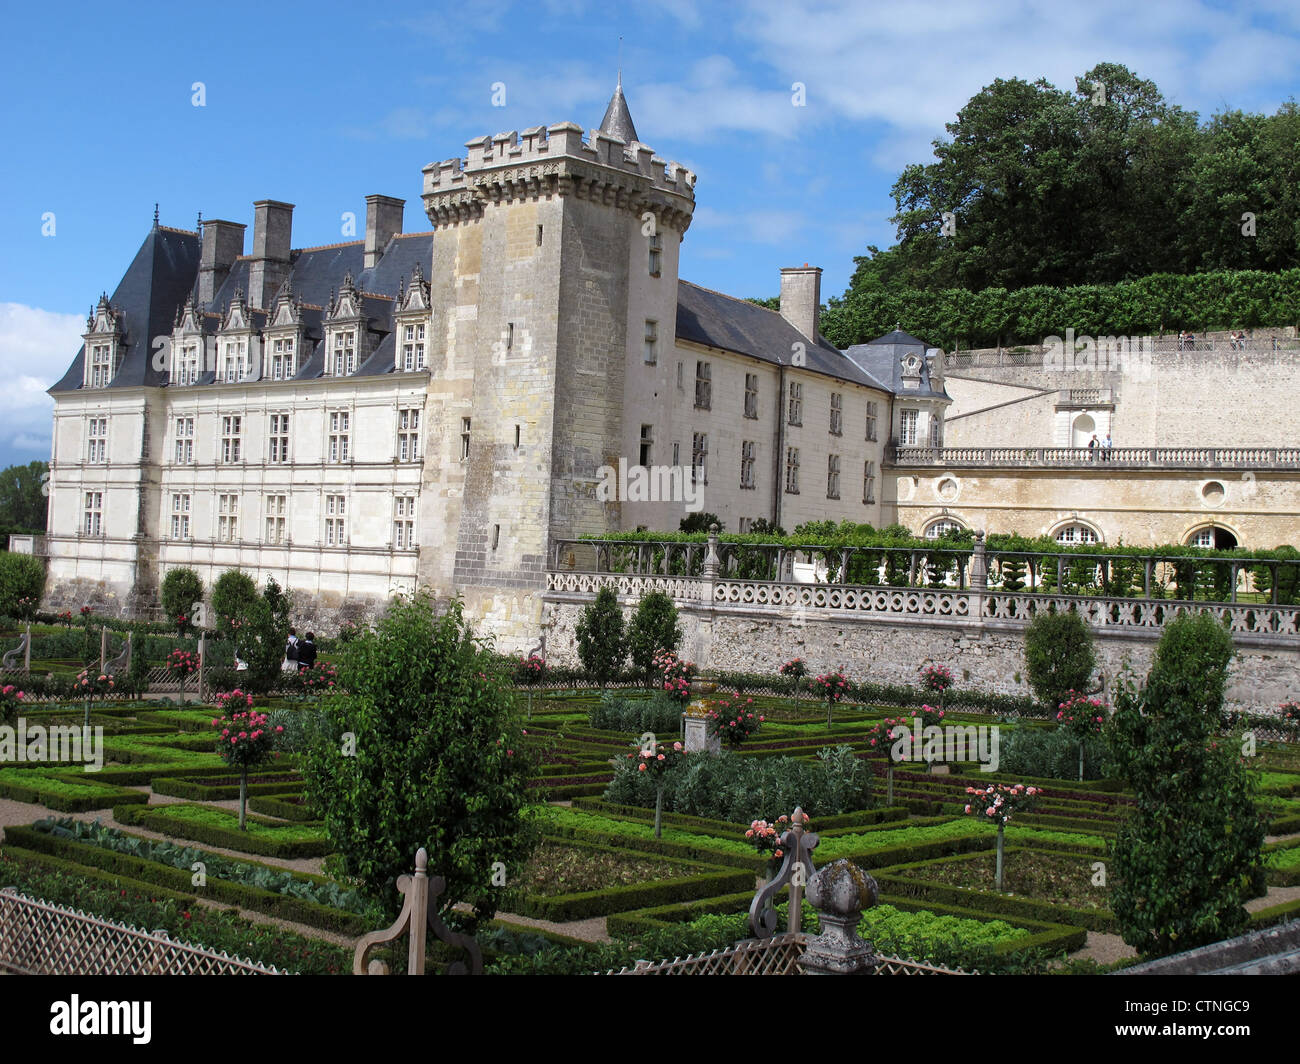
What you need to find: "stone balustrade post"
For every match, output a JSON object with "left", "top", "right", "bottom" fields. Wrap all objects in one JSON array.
[{"left": 970, "top": 530, "right": 988, "bottom": 590}]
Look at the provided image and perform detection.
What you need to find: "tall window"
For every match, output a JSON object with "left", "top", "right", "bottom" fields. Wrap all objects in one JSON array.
[
  {"left": 648, "top": 234, "right": 662, "bottom": 276},
  {"left": 827, "top": 454, "right": 841, "bottom": 499},
  {"left": 460, "top": 417, "right": 471, "bottom": 461},
  {"left": 643, "top": 320, "right": 658, "bottom": 365},
  {"left": 83, "top": 491, "right": 103, "bottom": 536},
  {"left": 394, "top": 496, "right": 416, "bottom": 549},
  {"left": 639, "top": 424, "right": 653, "bottom": 467},
  {"left": 401, "top": 323, "right": 426, "bottom": 371},
  {"left": 398, "top": 408, "right": 420, "bottom": 462},
  {"left": 270, "top": 337, "right": 296, "bottom": 380},
  {"left": 691, "top": 432, "right": 709, "bottom": 485},
  {"left": 788, "top": 382, "right": 803, "bottom": 426},
  {"left": 830, "top": 393, "right": 843, "bottom": 436},
  {"left": 740, "top": 440, "right": 756, "bottom": 489},
  {"left": 694, "top": 362, "right": 711, "bottom": 410},
  {"left": 331, "top": 330, "right": 356, "bottom": 376},
  {"left": 325, "top": 494, "right": 347, "bottom": 546},
  {"left": 265, "top": 494, "right": 287, "bottom": 544},
  {"left": 220, "top": 415, "right": 242, "bottom": 463},
  {"left": 785, "top": 447, "right": 800, "bottom": 494},
  {"left": 865, "top": 400, "right": 878, "bottom": 442},
  {"left": 174, "top": 417, "right": 194, "bottom": 464},
  {"left": 900, "top": 409, "right": 919, "bottom": 446},
  {"left": 87, "top": 417, "right": 107, "bottom": 463},
  {"left": 269, "top": 413, "right": 290, "bottom": 464},
  {"left": 175, "top": 343, "right": 200, "bottom": 386},
  {"left": 220, "top": 340, "right": 247, "bottom": 382},
  {"left": 217, "top": 494, "right": 239, "bottom": 542},
  {"left": 928, "top": 415, "right": 942, "bottom": 448},
  {"left": 89, "top": 345, "right": 115, "bottom": 388},
  {"left": 863, "top": 461, "right": 876, "bottom": 504},
  {"left": 744, "top": 374, "right": 759, "bottom": 419},
  {"left": 170, "top": 493, "right": 191, "bottom": 540},
  {"left": 328, "top": 411, "right": 350, "bottom": 463}
]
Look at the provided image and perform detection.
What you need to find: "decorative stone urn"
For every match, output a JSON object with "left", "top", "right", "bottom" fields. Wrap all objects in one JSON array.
[
  {"left": 683, "top": 676, "right": 720, "bottom": 754},
  {"left": 800, "top": 859, "right": 880, "bottom": 975}
]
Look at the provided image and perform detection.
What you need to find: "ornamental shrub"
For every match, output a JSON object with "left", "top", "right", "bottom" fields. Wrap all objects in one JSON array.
[
  {"left": 160, "top": 568, "right": 203, "bottom": 635},
  {"left": 1107, "top": 614, "right": 1266, "bottom": 957},
  {"left": 211, "top": 570, "right": 260, "bottom": 640},
  {"left": 0, "top": 552, "right": 45, "bottom": 621},
  {"left": 588, "top": 689, "right": 683, "bottom": 733},
  {"left": 627, "top": 591, "right": 682, "bottom": 686},
  {"left": 575, "top": 586, "right": 627, "bottom": 689},
  {"left": 996, "top": 726, "right": 1113, "bottom": 780},
  {"left": 301, "top": 593, "right": 539, "bottom": 927},
  {"left": 1023, "top": 609, "right": 1096, "bottom": 709}
]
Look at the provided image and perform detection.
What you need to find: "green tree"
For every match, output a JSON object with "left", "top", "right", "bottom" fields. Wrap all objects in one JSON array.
[
  {"left": 1107, "top": 614, "right": 1265, "bottom": 956},
  {"left": 679, "top": 513, "right": 723, "bottom": 533},
  {"left": 999, "top": 555, "right": 1026, "bottom": 592},
  {"left": 576, "top": 586, "right": 627, "bottom": 688},
  {"left": 0, "top": 461, "right": 50, "bottom": 530},
  {"left": 1023, "top": 609, "right": 1096, "bottom": 709},
  {"left": 0, "top": 552, "right": 45, "bottom": 618},
  {"left": 211, "top": 570, "right": 259, "bottom": 640},
  {"left": 301, "top": 593, "right": 538, "bottom": 924},
  {"left": 627, "top": 591, "right": 682, "bottom": 687},
  {"left": 160, "top": 568, "right": 204, "bottom": 635}
]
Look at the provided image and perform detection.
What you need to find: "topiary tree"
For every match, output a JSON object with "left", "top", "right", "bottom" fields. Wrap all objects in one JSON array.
[
  {"left": 627, "top": 591, "right": 682, "bottom": 687},
  {"left": 999, "top": 555, "right": 1026, "bottom": 592},
  {"left": 0, "top": 552, "right": 45, "bottom": 619},
  {"left": 300, "top": 593, "right": 538, "bottom": 926},
  {"left": 1107, "top": 613, "right": 1265, "bottom": 957},
  {"left": 576, "top": 586, "right": 627, "bottom": 689},
  {"left": 161, "top": 567, "right": 204, "bottom": 636},
  {"left": 211, "top": 569, "right": 260, "bottom": 641},
  {"left": 1023, "top": 609, "right": 1095, "bottom": 709}
]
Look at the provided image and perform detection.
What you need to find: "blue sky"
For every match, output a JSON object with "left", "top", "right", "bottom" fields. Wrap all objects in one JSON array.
[{"left": 1, "top": 0, "right": 1298, "bottom": 469}]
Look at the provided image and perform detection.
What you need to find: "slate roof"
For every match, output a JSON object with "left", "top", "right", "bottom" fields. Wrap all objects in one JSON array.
[
  {"left": 675, "top": 281, "right": 891, "bottom": 391},
  {"left": 598, "top": 74, "right": 639, "bottom": 144},
  {"left": 843, "top": 328, "right": 950, "bottom": 399},
  {"left": 50, "top": 224, "right": 201, "bottom": 392}
]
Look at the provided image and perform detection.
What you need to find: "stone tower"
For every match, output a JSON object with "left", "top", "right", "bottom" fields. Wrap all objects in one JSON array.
[{"left": 417, "top": 83, "right": 696, "bottom": 646}]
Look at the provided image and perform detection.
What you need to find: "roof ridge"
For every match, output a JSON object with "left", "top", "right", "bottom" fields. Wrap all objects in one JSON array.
[
  {"left": 679, "top": 277, "right": 834, "bottom": 348},
  {"left": 158, "top": 225, "right": 198, "bottom": 236},
  {"left": 292, "top": 240, "right": 365, "bottom": 253}
]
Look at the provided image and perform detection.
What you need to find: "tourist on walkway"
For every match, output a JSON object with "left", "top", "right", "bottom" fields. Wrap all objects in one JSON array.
[
  {"left": 297, "top": 632, "right": 317, "bottom": 672},
  {"left": 1088, "top": 434, "right": 1099, "bottom": 461},
  {"left": 1102, "top": 433, "right": 1113, "bottom": 460}
]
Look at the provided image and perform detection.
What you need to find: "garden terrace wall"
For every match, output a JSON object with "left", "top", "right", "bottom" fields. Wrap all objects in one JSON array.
[{"left": 542, "top": 573, "right": 1300, "bottom": 715}]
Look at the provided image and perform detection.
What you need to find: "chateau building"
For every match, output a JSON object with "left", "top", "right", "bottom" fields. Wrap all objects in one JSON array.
[{"left": 43, "top": 82, "right": 950, "bottom": 644}]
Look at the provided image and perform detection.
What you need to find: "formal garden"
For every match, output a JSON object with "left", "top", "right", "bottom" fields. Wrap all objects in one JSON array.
[{"left": 1, "top": 550, "right": 1299, "bottom": 975}]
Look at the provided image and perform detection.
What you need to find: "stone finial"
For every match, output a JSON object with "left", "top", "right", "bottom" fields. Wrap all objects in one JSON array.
[
  {"left": 800, "top": 859, "right": 880, "bottom": 976},
  {"left": 970, "top": 529, "right": 988, "bottom": 590},
  {"left": 703, "top": 524, "right": 721, "bottom": 578}
]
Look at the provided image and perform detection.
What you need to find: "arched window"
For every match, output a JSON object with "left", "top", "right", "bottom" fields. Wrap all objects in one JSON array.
[
  {"left": 1055, "top": 523, "right": 1100, "bottom": 545},
  {"left": 924, "top": 518, "right": 965, "bottom": 539},
  {"left": 1187, "top": 525, "right": 1237, "bottom": 549},
  {"left": 1071, "top": 414, "right": 1096, "bottom": 449}
]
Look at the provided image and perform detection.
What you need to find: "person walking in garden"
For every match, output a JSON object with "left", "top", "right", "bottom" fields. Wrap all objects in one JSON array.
[
  {"left": 284, "top": 627, "right": 299, "bottom": 672},
  {"left": 297, "top": 632, "right": 317, "bottom": 672}
]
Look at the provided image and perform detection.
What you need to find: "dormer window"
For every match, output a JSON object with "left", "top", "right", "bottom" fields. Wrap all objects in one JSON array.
[
  {"left": 89, "top": 345, "right": 115, "bottom": 388},
  {"left": 82, "top": 295, "right": 124, "bottom": 389},
  {"left": 270, "top": 336, "right": 296, "bottom": 381},
  {"left": 220, "top": 339, "right": 248, "bottom": 383},
  {"left": 173, "top": 342, "right": 200, "bottom": 386},
  {"left": 401, "top": 323, "right": 426, "bottom": 371},
  {"left": 331, "top": 330, "right": 356, "bottom": 376}
]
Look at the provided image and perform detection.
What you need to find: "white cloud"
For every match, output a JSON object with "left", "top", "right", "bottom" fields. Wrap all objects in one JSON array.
[{"left": 0, "top": 303, "right": 82, "bottom": 456}]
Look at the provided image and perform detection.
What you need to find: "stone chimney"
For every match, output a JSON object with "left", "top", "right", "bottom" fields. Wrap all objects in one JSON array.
[
  {"left": 248, "top": 200, "right": 294, "bottom": 309},
  {"left": 364, "top": 195, "right": 405, "bottom": 269},
  {"left": 198, "top": 220, "right": 246, "bottom": 305},
  {"left": 780, "top": 264, "right": 822, "bottom": 341}
]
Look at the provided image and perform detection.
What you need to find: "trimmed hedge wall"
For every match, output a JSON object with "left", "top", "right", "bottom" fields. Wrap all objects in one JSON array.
[
  {"left": 114, "top": 803, "right": 330, "bottom": 859},
  {"left": 3, "top": 825, "right": 366, "bottom": 935}
]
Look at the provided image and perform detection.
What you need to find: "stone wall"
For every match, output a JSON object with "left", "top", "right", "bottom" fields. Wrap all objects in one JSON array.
[{"left": 541, "top": 592, "right": 1300, "bottom": 716}]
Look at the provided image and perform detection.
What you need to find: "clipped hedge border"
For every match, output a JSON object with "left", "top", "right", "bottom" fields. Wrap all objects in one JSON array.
[
  {"left": 0, "top": 771, "right": 148, "bottom": 813},
  {"left": 603, "top": 887, "right": 1086, "bottom": 958},
  {"left": 1268, "top": 813, "right": 1300, "bottom": 834},
  {"left": 541, "top": 818, "right": 758, "bottom": 870},
  {"left": 114, "top": 804, "right": 330, "bottom": 859},
  {"left": 151, "top": 775, "right": 305, "bottom": 802},
  {"left": 248, "top": 794, "right": 319, "bottom": 822},
  {"left": 0, "top": 843, "right": 198, "bottom": 906},
  {"left": 502, "top": 861, "right": 753, "bottom": 923},
  {"left": 4, "top": 824, "right": 367, "bottom": 935},
  {"left": 1249, "top": 895, "right": 1300, "bottom": 928},
  {"left": 872, "top": 848, "right": 1118, "bottom": 933}
]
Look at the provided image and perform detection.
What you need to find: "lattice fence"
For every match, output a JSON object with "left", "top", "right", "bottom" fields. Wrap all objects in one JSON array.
[
  {"left": 0, "top": 888, "right": 284, "bottom": 975},
  {"left": 605, "top": 932, "right": 968, "bottom": 976}
]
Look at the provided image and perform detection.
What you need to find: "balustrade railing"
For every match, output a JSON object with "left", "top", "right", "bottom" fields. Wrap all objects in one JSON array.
[{"left": 892, "top": 445, "right": 1300, "bottom": 468}]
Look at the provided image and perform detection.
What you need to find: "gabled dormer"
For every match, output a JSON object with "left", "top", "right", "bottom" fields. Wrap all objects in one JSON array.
[
  {"left": 265, "top": 281, "right": 305, "bottom": 381},
  {"left": 324, "top": 272, "right": 366, "bottom": 377},
  {"left": 393, "top": 265, "right": 431, "bottom": 373},
  {"left": 216, "top": 289, "right": 255, "bottom": 383},
  {"left": 82, "top": 294, "right": 124, "bottom": 389},
  {"left": 169, "top": 293, "right": 206, "bottom": 386}
]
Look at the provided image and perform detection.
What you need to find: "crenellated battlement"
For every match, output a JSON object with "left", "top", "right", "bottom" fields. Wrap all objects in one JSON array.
[{"left": 421, "top": 120, "right": 696, "bottom": 230}]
